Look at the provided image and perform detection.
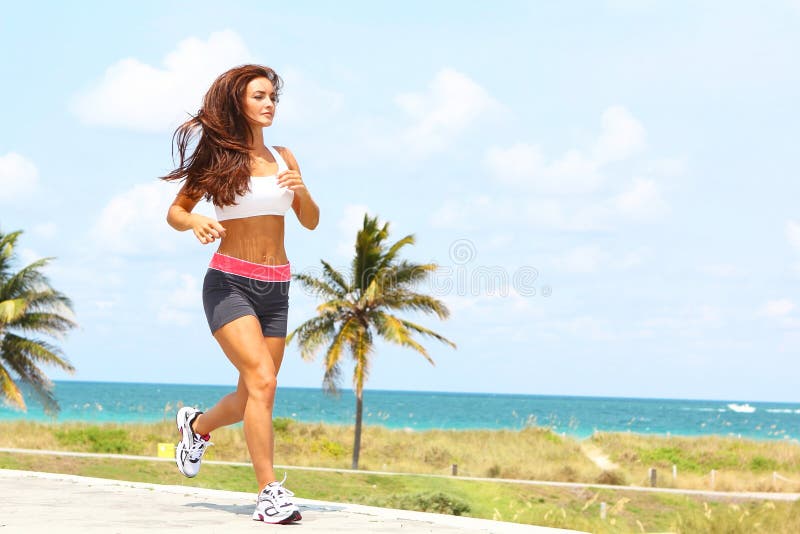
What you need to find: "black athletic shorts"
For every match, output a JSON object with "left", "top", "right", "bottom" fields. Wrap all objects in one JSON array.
[{"left": 202, "top": 267, "right": 290, "bottom": 337}]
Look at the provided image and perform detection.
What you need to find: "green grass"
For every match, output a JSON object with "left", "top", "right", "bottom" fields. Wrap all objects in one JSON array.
[
  {"left": 3, "top": 420, "right": 800, "bottom": 494},
  {"left": 0, "top": 420, "right": 602, "bottom": 481},
  {"left": 3, "top": 451, "right": 800, "bottom": 532},
  {"left": 591, "top": 432, "right": 800, "bottom": 492}
]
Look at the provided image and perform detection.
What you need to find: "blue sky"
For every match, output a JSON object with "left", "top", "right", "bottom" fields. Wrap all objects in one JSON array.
[{"left": 1, "top": 1, "right": 799, "bottom": 400}]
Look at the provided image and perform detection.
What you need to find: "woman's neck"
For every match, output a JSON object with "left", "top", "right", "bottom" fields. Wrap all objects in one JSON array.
[{"left": 249, "top": 126, "right": 265, "bottom": 151}]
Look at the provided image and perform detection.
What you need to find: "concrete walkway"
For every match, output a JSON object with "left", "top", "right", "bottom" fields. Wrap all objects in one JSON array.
[{"left": 0, "top": 469, "right": 584, "bottom": 533}]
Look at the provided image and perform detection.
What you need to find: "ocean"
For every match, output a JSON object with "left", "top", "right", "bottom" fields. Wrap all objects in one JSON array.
[{"left": 1, "top": 381, "right": 798, "bottom": 441}]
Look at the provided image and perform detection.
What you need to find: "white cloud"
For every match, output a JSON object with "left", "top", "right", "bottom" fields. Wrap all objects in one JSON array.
[
  {"left": 430, "top": 199, "right": 465, "bottom": 229},
  {"left": 544, "top": 316, "right": 617, "bottom": 341},
  {"left": 787, "top": 220, "right": 800, "bottom": 251},
  {"left": 552, "top": 246, "right": 606, "bottom": 273},
  {"left": 0, "top": 152, "right": 39, "bottom": 202},
  {"left": 436, "top": 107, "right": 667, "bottom": 233},
  {"left": 484, "top": 105, "right": 645, "bottom": 196},
  {"left": 606, "top": 0, "right": 659, "bottom": 10},
  {"left": 32, "top": 222, "right": 57, "bottom": 239},
  {"left": 699, "top": 263, "right": 740, "bottom": 278},
  {"left": 613, "top": 177, "right": 667, "bottom": 220},
  {"left": 91, "top": 181, "right": 216, "bottom": 255},
  {"left": 640, "top": 305, "right": 724, "bottom": 335},
  {"left": 485, "top": 234, "right": 514, "bottom": 250},
  {"left": 394, "top": 68, "right": 502, "bottom": 156},
  {"left": 336, "top": 204, "right": 371, "bottom": 258},
  {"left": 429, "top": 194, "right": 613, "bottom": 232},
  {"left": 277, "top": 68, "right": 345, "bottom": 126},
  {"left": 439, "top": 286, "right": 543, "bottom": 320},
  {"left": 71, "top": 30, "right": 252, "bottom": 131},
  {"left": 485, "top": 143, "right": 602, "bottom": 194},
  {"left": 617, "top": 249, "right": 647, "bottom": 270},
  {"left": 156, "top": 271, "right": 201, "bottom": 326},
  {"left": 592, "top": 105, "right": 646, "bottom": 164},
  {"left": 18, "top": 248, "right": 43, "bottom": 266},
  {"left": 646, "top": 157, "right": 687, "bottom": 177},
  {"left": 759, "top": 299, "right": 795, "bottom": 318}
]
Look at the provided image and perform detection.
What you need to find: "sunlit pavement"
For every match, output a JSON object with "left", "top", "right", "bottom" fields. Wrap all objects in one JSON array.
[{"left": 0, "top": 469, "right": 585, "bottom": 533}]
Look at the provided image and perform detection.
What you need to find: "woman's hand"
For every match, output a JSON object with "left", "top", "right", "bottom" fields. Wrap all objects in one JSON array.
[
  {"left": 190, "top": 214, "right": 226, "bottom": 245},
  {"left": 276, "top": 169, "right": 308, "bottom": 197}
]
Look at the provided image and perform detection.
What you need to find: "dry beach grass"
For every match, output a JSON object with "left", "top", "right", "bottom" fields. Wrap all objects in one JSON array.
[{"left": 1, "top": 420, "right": 799, "bottom": 493}]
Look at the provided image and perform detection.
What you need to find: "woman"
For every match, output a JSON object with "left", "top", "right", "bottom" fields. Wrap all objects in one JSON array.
[{"left": 162, "top": 64, "right": 319, "bottom": 524}]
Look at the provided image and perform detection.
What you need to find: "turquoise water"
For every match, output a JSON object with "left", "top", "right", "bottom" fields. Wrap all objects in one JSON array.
[{"left": 1, "top": 381, "right": 799, "bottom": 441}]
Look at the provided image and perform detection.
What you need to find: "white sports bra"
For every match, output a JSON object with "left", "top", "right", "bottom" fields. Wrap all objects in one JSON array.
[{"left": 215, "top": 145, "right": 295, "bottom": 221}]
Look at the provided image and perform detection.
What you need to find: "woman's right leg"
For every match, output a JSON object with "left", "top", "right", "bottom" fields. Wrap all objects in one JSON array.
[
  {"left": 191, "top": 374, "right": 247, "bottom": 435},
  {"left": 206, "top": 314, "right": 279, "bottom": 489}
]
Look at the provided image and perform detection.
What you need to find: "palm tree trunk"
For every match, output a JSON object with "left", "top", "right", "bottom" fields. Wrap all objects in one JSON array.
[{"left": 352, "top": 389, "right": 363, "bottom": 469}]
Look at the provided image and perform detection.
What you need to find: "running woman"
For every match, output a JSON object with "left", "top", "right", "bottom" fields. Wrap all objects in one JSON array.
[{"left": 162, "top": 64, "right": 320, "bottom": 524}]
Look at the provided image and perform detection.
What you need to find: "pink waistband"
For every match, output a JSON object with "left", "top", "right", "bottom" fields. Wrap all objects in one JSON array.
[{"left": 209, "top": 253, "right": 291, "bottom": 282}]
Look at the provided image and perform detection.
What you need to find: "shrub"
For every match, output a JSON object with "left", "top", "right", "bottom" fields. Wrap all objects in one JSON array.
[
  {"left": 750, "top": 456, "right": 779, "bottom": 472},
  {"left": 596, "top": 470, "right": 627, "bottom": 485},
  {"left": 398, "top": 492, "right": 471, "bottom": 516},
  {"left": 422, "top": 446, "right": 450, "bottom": 466},
  {"left": 558, "top": 465, "right": 578, "bottom": 482},
  {"left": 54, "top": 427, "right": 130, "bottom": 454},
  {"left": 312, "top": 439, "right": 346, "bottom": 458},
  {"left": 273, "top": 417, "right": 293, "bottom": 433}
]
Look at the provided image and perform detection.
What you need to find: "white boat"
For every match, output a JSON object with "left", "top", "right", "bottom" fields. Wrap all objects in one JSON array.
[{"left": 727, "top": 403, "right": 756, "bottom": 413}]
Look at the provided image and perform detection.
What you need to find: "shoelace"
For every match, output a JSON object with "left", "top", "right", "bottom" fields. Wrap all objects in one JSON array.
[
  {"left": 260, "top": 473, "right": 294, "bottom": 507},
  {"left": 187, "top": 435, "right": 213, "bottom": 461}
]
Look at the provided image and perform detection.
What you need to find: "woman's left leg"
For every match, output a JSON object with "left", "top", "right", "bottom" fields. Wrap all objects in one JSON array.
[{"left": 192, "top": 336, "right": 287, "bottom": 436}]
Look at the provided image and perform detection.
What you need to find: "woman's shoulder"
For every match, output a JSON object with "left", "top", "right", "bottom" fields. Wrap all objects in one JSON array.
[{"left": 273, "top": 146, "right": 299, "bottom": 169}]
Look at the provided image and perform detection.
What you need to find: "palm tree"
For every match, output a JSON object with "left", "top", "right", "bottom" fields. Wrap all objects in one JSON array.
[
  {"left": 0, "top": 229, "right": 76, "bottom": 414},
  {"left": 287, "top": 214, "right": 456, "bottom": 469}
]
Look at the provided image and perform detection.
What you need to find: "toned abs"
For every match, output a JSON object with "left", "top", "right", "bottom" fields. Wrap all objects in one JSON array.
[{"left": 216, "top": 215, "right": 289, "bottom": 265}]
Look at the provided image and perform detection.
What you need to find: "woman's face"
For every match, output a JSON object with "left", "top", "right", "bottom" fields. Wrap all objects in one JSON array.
[{"left": 242, "top": 77, "right": 277, "bottom": 128}]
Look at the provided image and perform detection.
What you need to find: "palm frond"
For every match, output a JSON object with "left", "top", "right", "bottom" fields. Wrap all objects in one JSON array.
[
  {"left": 0, "top": 257, "right": 54, "bottom": 300},
  {"left": 17, "top": 288, "right": 73, "bottom": 314},
  {"left": 377, "top": 234, "right": 415, "bottom": 269},
  {"left": 0, "top": 229, "right": 77, "bottom": 413},
  {"left": 397, "top": 317, "right": 457, "bottom": 349},
  {"left": 0, "top": 231, "right": 23, "bottom": 269},
  {"left": 390, "top": 261, "right": 438, "bottom": 287},
  {"left": 292, "top": 272, "right": 344, "bottom": 300},
  {"left": 0, "top": 298, "right": 27, "bottom": 323},
  {"left": 322, "top": 317, "right": 360, "bottom": 394},
  {"left": 8, "top": 312, "right": 76, "bottom": 337},
  {"left": 0, "top": 341, "right": 61, "bottom": 414},
  {"left": 286, "top": 314, "right": 338, "bottom": 361},
  {"left": 322, "top": 362, "right": 342, "bottom": 397},
  {"left": 320, "top": 260, "right": 351, "bottom": 293},
  {"left": 2, "top": 333, "right": 75, "bottom": 372},
  {"left": 352, "top": 215, "right": 390, "bottom": 290},
  {"left": 351, "top": 327, "right": 374, "bottom": 395},
  {"left": 382, "top": 291, "right": 451, "bottom": 319},
  {"left": 371, "top": 311, "right": 434, "bottom": 365},
  {"left": 315, "top": 299, "right": 353, "bottom": 315},
  {"left": 0, "top": 362, "right": 25, "bottom": 410}
]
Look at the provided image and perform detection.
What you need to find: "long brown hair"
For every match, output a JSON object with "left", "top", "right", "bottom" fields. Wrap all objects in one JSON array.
[{"left": 161, "top": 64, "right": 283, "bottom": 206}]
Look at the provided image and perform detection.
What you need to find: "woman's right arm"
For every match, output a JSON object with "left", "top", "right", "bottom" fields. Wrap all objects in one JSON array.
[{"left": 167, "top": 186, "right": 227, "bottom": 244}]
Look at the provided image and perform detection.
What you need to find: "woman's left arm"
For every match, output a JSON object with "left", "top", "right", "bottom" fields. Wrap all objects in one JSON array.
[{"left": 275, "top": 147, "right": 320, "bottom": 230}]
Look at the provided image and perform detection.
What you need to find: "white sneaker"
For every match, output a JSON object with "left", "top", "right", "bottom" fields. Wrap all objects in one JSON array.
[
  {"left": 252, "top": 475, "right": 302, "bottom": 524},
  {"left": 175, "top": 406, "right": 212, "bottom": 478}
]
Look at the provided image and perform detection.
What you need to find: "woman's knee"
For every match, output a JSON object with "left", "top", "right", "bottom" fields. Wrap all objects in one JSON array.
[{"left": 242, "top": 367, "right": 278, "bottom": 403}]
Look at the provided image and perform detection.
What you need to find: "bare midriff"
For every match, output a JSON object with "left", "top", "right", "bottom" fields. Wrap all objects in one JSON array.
[{"left": 215, "top": 215, "right": 289, "bottom": 265}]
